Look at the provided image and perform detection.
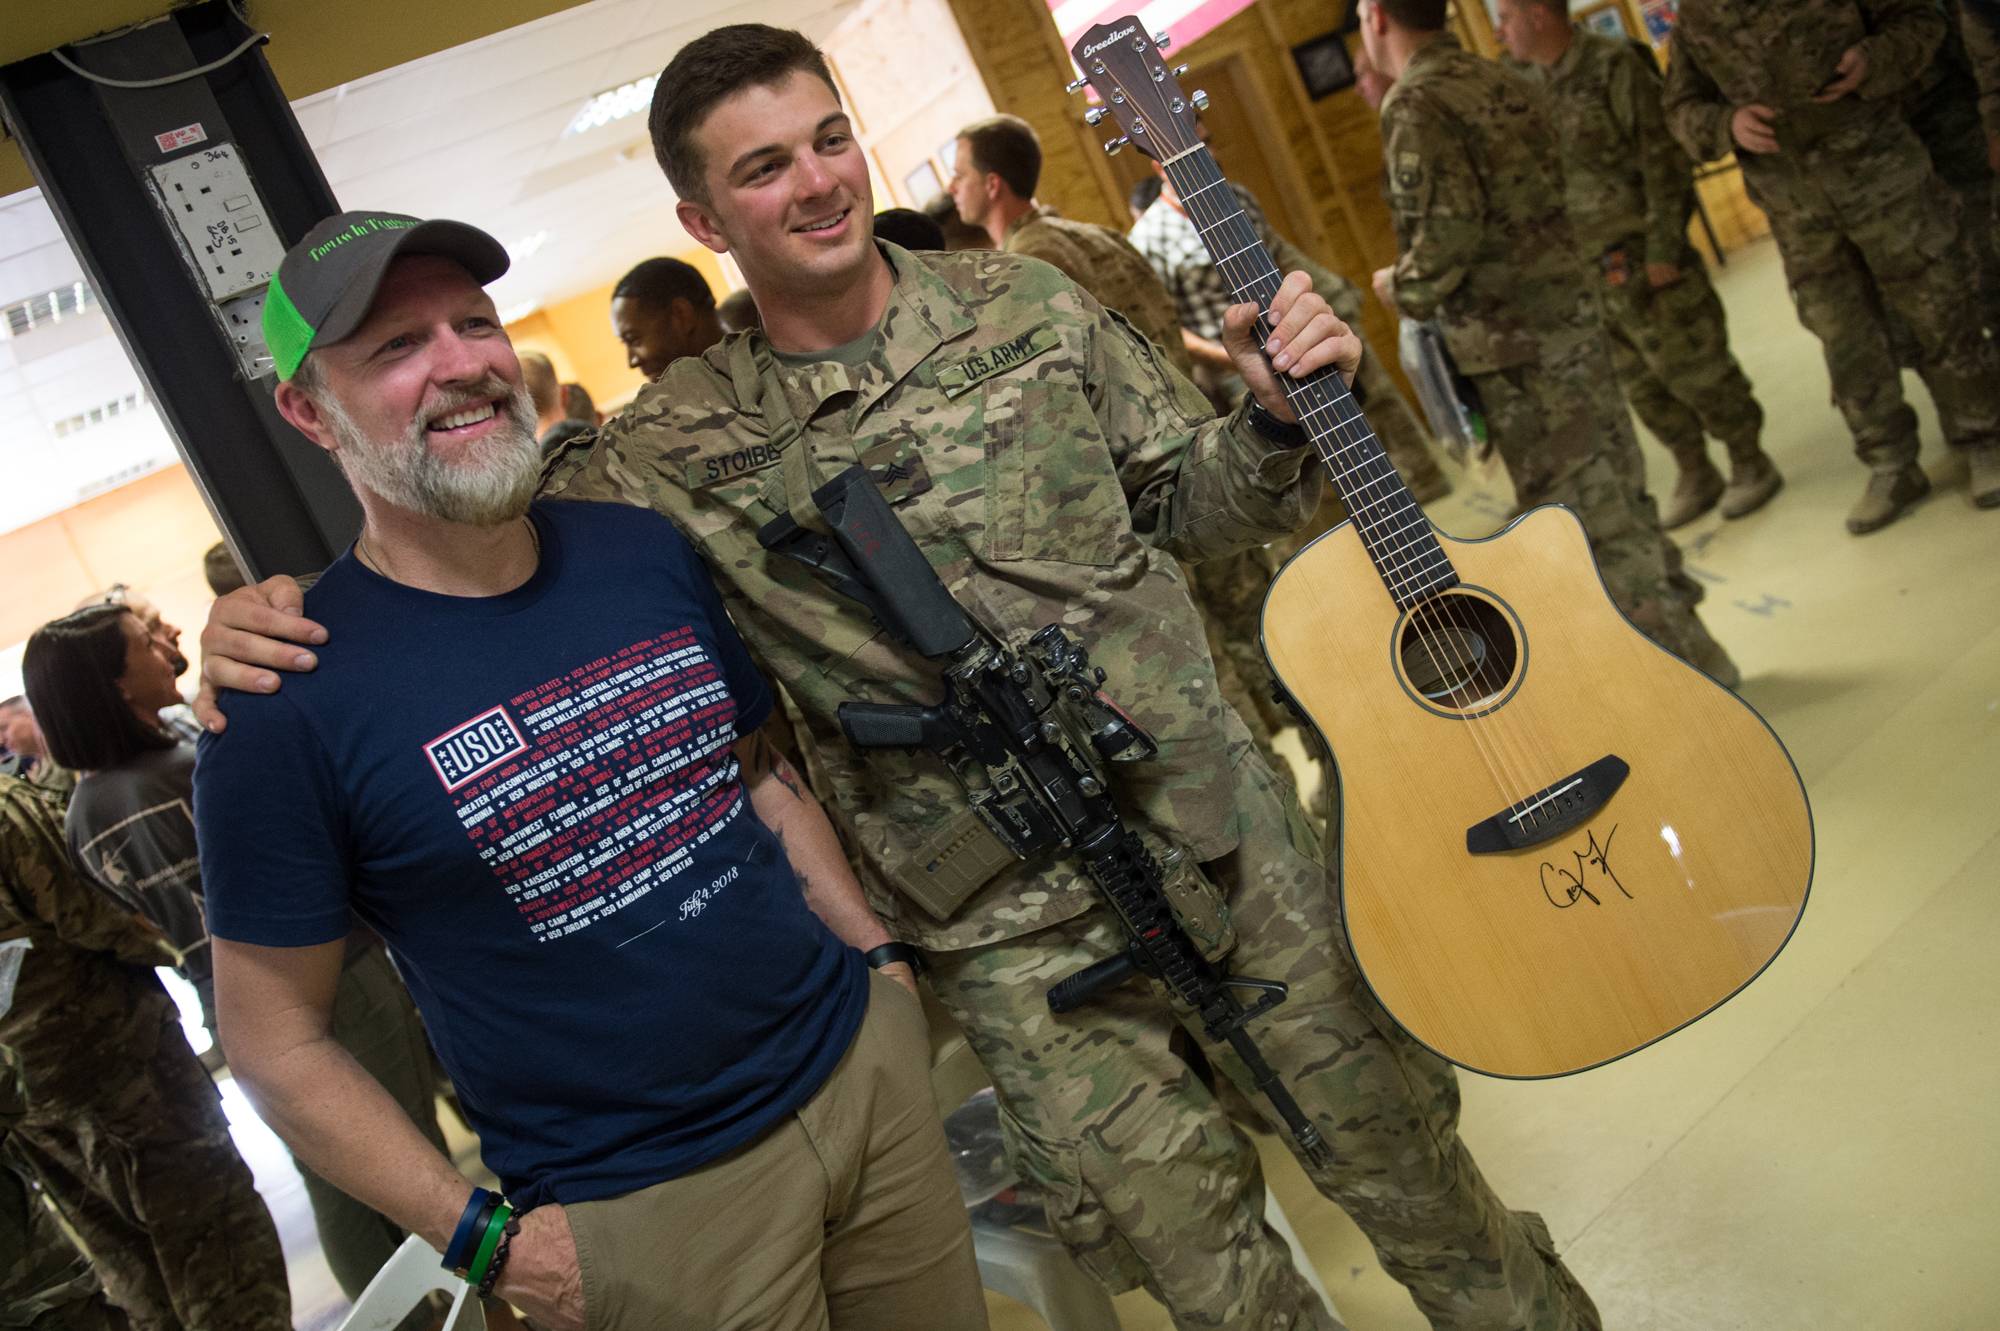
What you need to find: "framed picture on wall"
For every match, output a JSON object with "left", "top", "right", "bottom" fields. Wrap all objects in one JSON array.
[
  {"left": 1574, "top": 0, "right": 1632, "bottom": 38},
  {"left": 1640, "top": 0, "right": 1678, "bottom": 43},
  {"left": 1290, "top": 32, "right": 1357, "bottom": 101},
  {"left": 903, "top": 159, "right": 942, "bottom": 206}
]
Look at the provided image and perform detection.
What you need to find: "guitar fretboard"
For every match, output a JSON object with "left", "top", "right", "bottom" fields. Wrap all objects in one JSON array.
[{"left": 1161, "top": 145, "right": 1457, "bottom": 608}]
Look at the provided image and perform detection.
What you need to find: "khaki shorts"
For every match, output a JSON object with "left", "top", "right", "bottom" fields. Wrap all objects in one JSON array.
[{"left": 568, "top": 969, "right": 986, "bottom": 1330}]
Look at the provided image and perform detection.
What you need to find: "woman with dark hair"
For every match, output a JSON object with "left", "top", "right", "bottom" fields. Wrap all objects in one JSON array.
[
  {"left": 25, "top": 603, "right": 453, "bottom": 1304},
  {"left": 23, "top": 605, "right": 212, "bottom": 1025}
]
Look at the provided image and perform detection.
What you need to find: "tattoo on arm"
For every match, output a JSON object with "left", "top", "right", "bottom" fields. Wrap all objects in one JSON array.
[{"left": 769, "top": 754, "right": 807, "bottom": 803}]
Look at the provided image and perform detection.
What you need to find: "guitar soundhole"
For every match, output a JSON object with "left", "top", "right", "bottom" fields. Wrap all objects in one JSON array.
[{"left": 1399, "top": 592, "right": 1519, "bottom": 711}]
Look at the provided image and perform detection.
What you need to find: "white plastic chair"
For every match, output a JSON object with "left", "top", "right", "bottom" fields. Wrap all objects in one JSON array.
[{"left": 334, "top": 1232, "right": 488, "bottom": 1331}]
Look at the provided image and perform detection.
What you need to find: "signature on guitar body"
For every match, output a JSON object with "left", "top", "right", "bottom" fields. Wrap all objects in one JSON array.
[{"left": 1538, "top": 825, "right": 1631, "bottom": 910}]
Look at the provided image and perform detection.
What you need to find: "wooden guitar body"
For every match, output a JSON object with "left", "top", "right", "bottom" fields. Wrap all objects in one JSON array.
[{"left": 1262, "top": 505, "right": 1813, "bottom": 1078}]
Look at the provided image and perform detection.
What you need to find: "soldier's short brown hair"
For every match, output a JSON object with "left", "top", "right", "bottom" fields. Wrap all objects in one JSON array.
[
  {"left": 649, "top": 25, "right": 839, "bottom": 205},
  {"left": 1524, "top": 0, "right": 1571, "bottom": 16},
  {"left": 1376, "top": 0, "right": 1450, "bottom": 31},
  {"left": 959, "top": 115, "right": 1042, "bottom": 200},
  {"left": 518, "top": 350, "right": 560, "bottom": 417}
]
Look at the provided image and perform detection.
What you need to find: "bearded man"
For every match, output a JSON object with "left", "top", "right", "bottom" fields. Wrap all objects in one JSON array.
[{"left": 192, "top": 213, "right": 984, "bottom": 1331}]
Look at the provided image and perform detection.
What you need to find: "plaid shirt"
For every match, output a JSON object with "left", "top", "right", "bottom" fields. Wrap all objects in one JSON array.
[{"left": 1128, "top": 184, "right": 1281, "bottom": 342}]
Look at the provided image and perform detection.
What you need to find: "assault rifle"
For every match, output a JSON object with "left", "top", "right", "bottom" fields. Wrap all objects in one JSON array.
[{"left": 758, "top": 466, "right": 1330, "bottom": 1168}]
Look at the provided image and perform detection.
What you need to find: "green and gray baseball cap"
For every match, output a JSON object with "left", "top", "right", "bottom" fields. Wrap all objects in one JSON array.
[{"left": 262, "top": 211, "right": 510, "bottom": 381}]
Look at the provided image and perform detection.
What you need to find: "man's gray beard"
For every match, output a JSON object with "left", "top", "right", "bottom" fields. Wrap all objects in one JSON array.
[{"left": 322, "top": 381, "right": 542, "bottom": 526}]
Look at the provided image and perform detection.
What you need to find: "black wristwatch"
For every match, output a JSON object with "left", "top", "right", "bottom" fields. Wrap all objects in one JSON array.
[
  {"left": 863, "top": 941, "right": 924, "bottom": 977},
  {"left": 1248, "top": 400, "right": 1309, "bottom": 447}
]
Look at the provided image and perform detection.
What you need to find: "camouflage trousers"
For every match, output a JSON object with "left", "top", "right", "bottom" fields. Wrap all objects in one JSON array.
[
  {"left": 1744, "top": 139, "right": 2000, "bottom": 470},
  {"left": 1907, "top": 67, "right": 2000, "bottom": 337},
  {"left": 1596, "top": 246, "right": 1765, "bottom": 473},
  {"left": 923, "top": 740, "right": 1600, "bottom": 1331},
  {"left": 8, "top": 1002, "right": 289, "bottom": 1331},
  {"left": 294, "top": 944, "right": 444, "bottom": 1301},
  {"left": 0, "top": 1146, "right": 129, "bottom": 1330},
  {"left": 1469, "top": 338, "right": 1728, "bottom": 667}
]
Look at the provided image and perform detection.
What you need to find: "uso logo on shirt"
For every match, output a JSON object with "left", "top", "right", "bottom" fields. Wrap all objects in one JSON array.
[{"left": 424, "top": 706, "right": 529, "bottom": 791}]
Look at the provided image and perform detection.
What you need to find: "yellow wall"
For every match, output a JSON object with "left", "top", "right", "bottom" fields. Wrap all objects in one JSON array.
[
  {"left": 0, "top": 465, "right": 224, "bottom": 660},
  {"left": 504, "top": 246, "right": 731, "bottom": 412}
]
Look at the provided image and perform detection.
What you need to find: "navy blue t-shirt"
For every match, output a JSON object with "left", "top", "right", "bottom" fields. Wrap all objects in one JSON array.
[{"left": 195, "top": 500, "right": 866, "bottom": 1207}]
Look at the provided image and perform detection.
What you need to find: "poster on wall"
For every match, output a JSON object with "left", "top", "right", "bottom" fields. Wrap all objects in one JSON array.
[
  {"left": 1640, "top": 0, "right": 1679, "bottom": 44},
  {"left": 1291, "top": 33, "right": 1358, "bottom": 101},
  {"left": 1574, "top": 0, "right": 1632, "bottom": 39},
  {"left": 903, "top": 159, "right": 942, "bottom": 206}
]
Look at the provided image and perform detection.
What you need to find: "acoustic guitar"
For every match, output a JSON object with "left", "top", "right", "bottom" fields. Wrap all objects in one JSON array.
[{"left": 1069, "top": 20, "right": 1812, "bottom": 1077}]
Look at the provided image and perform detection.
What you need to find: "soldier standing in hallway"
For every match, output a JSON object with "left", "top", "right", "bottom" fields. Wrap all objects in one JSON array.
[
  {"left": 1360, "top": 0, "right": 1739, "bottom": 682},
  {"left": 0, "top": 775, "right": 289, "bottom": 1331},
  {"left": 1664, "top": 0, "right": 2000, "bottom": 531},
  {"left": 1497, "top": 0, "right": 1780, "bottom": 530}
]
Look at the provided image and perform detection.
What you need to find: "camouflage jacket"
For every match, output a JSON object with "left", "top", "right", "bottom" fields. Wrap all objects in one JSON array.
[
  {"left": 1379, "top": 36, "right": 1596, "bottom": 372},
  {"left": 1962, "top": 0, "right": 2000, "bottom": 139},
  {"left": 1004, "top": 204, "right": 1194, "bottom": 374},
  {"left": 0, "top": 775, "right": 176, "bottom": 1098},
  {"left": 546, "top": 244, "right": 1320, "bottom": 950},
  {"left": 1664, "top": 0, "right": 1947, "bottom": 164},
  {"left": 1512, "top": 32, "right": 1696, "bottom": 265}
]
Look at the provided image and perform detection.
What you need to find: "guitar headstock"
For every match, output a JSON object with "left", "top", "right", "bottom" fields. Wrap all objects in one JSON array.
[{"left": 1066, "top": 18, "right": 1207, "bottom": 163}]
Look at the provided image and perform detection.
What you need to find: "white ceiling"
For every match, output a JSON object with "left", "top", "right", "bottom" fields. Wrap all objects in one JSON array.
[{"left": 0, "top": 0, "right": 865, "bottom": 535}]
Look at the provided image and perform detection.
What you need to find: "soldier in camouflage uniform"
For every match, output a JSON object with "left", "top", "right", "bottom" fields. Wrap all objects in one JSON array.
[
  {"left": 0, "top": 775, "right": 290, "bottom": 1331},
  {"left": 1970, "top": 0, "right": 2000, "bottom": 162},
  {"left": 562, "top": 26, "right": 1598, "bottom": 1330},
  {"left": 202, "top": 23, "right": 1603, "bottom": 1331},
  {"left": 1665, "top": 0, "right": 2000, "bottom": 530},
  {"left": 1361, "top": 0, "right": 1738, "bottom": 683},
  {"left": 2, "top": 1054, "right": 129, "bottom": 1331},
  {"left": 1498, "top": 0, "right": 1780, "bottom": 530},
  {"left": 1906, "top": 3, "right": 1999, "bottom": 336}
]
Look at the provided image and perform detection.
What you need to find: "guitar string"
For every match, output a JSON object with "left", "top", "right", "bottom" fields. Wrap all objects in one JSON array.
[
  {"left": 1154, "top": 121, "right": 1543, "bottom": 816},
  {"left": 1146, "top": 92, "right": 1556, "bottom": 833},
  {"left": 1096, "top": 46, "right": 1496, "bottom": 756}
]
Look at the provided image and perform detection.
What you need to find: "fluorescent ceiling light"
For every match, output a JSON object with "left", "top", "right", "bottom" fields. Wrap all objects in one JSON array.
[
  {"left": 508, "top": 231, "right": 550, "bottom": 262},
  {"left": 565, "top": 75, "right": 659, "bottom": 138}
]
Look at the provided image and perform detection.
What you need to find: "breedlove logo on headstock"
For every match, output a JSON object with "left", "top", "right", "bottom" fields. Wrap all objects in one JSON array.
[{"left": 1065, "top": 19, "right": 1206, "bottom": 163}]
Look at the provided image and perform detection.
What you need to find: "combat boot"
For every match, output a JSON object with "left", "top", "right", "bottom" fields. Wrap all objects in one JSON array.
[
  {"left": 1845, "top": 463, "right": 1930, "bottom": 535},
  {"left": 1660, "top": 457, "right": 1725, "bottom": 529},
  {"left": 1969, "top": 445, "right": 2000, "bottom": 510},
  {"left": 1719, "top": 452, "right": 1783, "bottom": 520}
]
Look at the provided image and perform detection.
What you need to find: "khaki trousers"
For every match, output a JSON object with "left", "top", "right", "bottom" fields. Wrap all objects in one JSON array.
[{"left": 568, "top": 970, "right": 986, "bottom": 1330}]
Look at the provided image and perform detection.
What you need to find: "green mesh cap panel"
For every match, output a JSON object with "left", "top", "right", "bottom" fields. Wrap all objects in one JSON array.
[{"left": 262, "top": 274, "right": 318, "bottom": 381}]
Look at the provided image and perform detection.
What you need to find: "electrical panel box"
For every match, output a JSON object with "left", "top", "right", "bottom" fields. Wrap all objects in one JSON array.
[{"left": 149, "top": 142, "right": 286, "bottom": 302}]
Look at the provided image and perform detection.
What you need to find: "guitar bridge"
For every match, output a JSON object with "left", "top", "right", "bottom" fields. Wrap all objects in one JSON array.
[{"left": 1465, "top": 755, "right": 1629, "bottom": 854}]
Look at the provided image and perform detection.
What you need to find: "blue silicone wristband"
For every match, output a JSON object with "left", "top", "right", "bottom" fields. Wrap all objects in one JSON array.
[{"left": 442, "top": 1188, "right": 493, "bottom": 1271}]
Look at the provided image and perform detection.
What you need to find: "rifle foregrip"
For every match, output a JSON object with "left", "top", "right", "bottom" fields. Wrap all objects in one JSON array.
[
  {"left": 839, "top": 702, "right": 944, "bottom": 751},
  {"left": 1047, "top": 953, "right": 1139, "bottom": 1013}
]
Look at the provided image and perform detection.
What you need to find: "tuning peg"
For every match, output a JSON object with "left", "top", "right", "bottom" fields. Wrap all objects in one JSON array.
[
  {"left": 1173, "top": 63, "right": 1188, "bottom": 76},
  {"left": 1104, "top": 136, "right": 1130, "bottom": 156},
  {"left": 1154, "top": 32, "right": 1172, "bottom": 50},
  {"left": 1191, "top": 89, "right": 1209, "bottom": 111},
  {"left": 1066, "top": 76, "right": 1090, "bottom": 94},
  {"left": 1085, "top": 107, "right": 1109, "bottom": 126}
]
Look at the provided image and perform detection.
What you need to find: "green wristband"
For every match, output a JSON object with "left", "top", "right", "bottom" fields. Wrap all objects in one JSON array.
[{"left": 464, "top": 1201, "right": 512, "bottom": 1287}]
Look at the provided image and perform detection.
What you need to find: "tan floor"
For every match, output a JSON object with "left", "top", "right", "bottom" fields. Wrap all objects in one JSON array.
[{"left": 987, "top": 238, "right": 2000, "bottom": 1329}]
